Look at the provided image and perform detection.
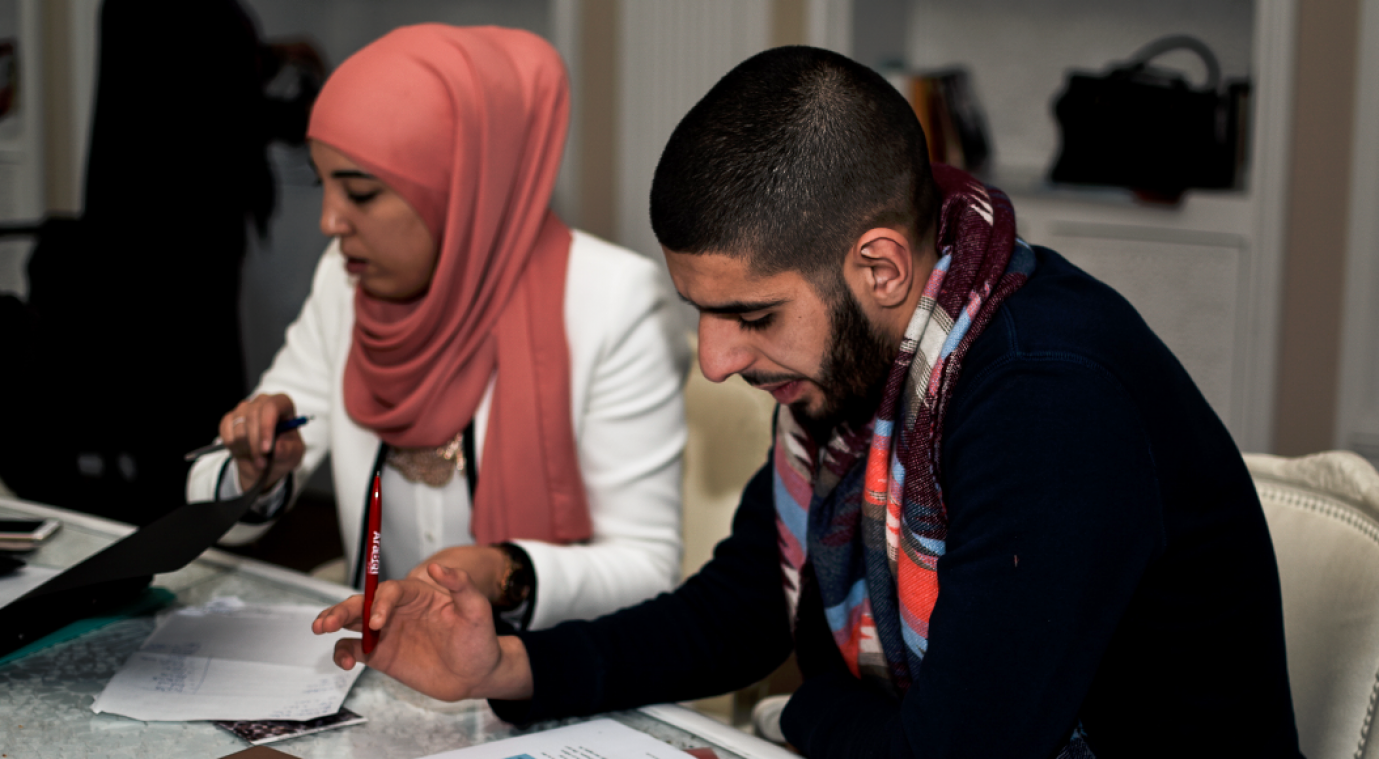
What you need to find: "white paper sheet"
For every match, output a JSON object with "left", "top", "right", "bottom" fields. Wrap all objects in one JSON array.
[
  {"left": 417, "top": 719, "right": 697, "bottom": 759},
  {"left": 91, "top": 597, "right": 364, "bottom": 722},
  {"left": 0, "top": 564, "right": 61, "bottom": 607}
]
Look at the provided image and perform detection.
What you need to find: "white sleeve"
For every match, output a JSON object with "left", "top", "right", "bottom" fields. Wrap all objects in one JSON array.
[
  {"left": 215, "top": 459, "right": 289, "bottom": 510},
  {"left": 514, "top": 238, "right": 690, "bottom": 629},
  {"left": 185, "top": 242, "right": 346, "bottom": 545}
]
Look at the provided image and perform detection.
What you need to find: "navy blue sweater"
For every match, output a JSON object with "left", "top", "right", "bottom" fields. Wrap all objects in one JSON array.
[{"left": 495, "top": 247, "right": 1300, "bottom": 758}]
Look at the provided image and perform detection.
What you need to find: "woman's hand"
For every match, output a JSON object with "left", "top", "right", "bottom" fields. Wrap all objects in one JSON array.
[
  {"left": 312, "top": 563, "right": 534, "bottom": 702},
  {"left": 219, "top": 393, "right": 305, "bottom": 491},
  {"left": 406, "top": 545, "right": 509, "bottom": 603}
]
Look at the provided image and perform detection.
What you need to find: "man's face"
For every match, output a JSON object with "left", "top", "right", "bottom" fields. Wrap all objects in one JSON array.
[{"left": 665, "top": 250, "right": 895, "bottom": 439}]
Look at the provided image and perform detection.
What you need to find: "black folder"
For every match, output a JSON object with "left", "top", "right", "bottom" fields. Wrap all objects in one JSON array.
[{"left": 0, "top": 477, "right": 265, "bottom": 658}]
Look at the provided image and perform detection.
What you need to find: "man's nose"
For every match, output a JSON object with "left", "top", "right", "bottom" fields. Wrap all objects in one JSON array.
[{"left": 696, "top": 316, "right": 752, "bottom": 383}]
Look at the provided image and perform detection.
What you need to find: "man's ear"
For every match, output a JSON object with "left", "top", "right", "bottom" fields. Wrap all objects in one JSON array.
[{"left": 847, "top": 227, "right": 914, "bottom": 309}]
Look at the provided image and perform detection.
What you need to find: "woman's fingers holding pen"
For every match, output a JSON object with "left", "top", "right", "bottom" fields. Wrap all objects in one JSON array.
[
  {"left": 219, "top": 402, "right": 249, "bottom": 456},
  {"left": 222, "top": 396, "right": 268, "bottom": 467},
  {"left": 266, "top": 428, "right": 306, "bottom": 489},
  {"left": 221, "top": 394, "right": 302, "bottom": 491},
  {"left": 221, "top": 393, "right": 290, "bottom": 457},
  {"left": 251, "top": 394, "right": 296, "bottom": 458}
]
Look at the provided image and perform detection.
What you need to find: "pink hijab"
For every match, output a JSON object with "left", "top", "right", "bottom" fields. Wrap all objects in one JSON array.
[{"left": 307, "top": 25, "right": 591, "bottom": 545}]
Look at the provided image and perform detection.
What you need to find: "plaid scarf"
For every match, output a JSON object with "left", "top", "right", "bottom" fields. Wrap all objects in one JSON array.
[
  {"left": 773, "top": 164, "right": 1031, "bottom": 687},
  {"left": 773, "top": 166, "right": 1095, "bottom": 756}
]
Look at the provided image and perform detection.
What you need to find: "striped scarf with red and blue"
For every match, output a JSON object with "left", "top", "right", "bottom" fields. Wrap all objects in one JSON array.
[{"left": 773, "top": 164, "right": 1032, "bottom": 690}]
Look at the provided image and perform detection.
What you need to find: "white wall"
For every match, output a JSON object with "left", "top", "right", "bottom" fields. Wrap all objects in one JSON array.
[
  {"left": 614, "top": 1, "right": 772, "bottom": 262},
  {"left": 1337, "top": 0, "right": 1379, "bottom": 465}
]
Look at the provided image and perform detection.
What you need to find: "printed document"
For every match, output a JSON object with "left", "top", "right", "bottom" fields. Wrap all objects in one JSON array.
[
  {"left": 417, "top": 719, "right": 697, "bottom": 759},
  {"left": 91, "top": 597, "right": 363, "bottom": 721}
]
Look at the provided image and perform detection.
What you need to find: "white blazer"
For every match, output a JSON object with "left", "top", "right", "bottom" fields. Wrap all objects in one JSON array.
[{"left": 188, "top": 231, "right": 688, "bottom": 629}]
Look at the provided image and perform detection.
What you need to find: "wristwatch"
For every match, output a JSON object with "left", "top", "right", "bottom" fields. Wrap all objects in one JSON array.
[{"left": 493, "top": 543, "right": 534, "bottom": 612}]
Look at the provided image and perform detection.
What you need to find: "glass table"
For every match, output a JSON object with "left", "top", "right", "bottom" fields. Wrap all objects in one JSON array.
[{"left": 0, "top": 496, "right": 794, "bottom": 759}]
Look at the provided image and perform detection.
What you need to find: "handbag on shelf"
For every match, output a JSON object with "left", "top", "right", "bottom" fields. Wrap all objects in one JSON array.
[{"left": 1049, "top": 35, "right": 1249, "bottom": 201}]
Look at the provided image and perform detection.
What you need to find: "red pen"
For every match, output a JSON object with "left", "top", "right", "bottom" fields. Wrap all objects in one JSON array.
[{"left": 361, "top": 472, "right": 382, "bottom": 654}]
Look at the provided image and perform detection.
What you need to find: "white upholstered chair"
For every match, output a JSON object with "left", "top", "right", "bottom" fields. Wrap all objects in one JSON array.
[
  {"left": 680, "top": 334, "right": 776, "bottom": 581},
  {"left": 680, "top": 334, "right": 785, "bottom": 727},
  {"left": 1244, "top": 450, "right": 1379, "bottom": 759}
]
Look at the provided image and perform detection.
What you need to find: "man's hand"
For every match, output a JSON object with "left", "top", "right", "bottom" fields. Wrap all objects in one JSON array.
[
  {"left": 219, "top": 393, "right": 304, "bottom": 491},
  {"left": 406, "top": 545, "right": 509, "bottom": 603},
  {"left": 312, "top": 563, "right": 534, "bottom": 702}
]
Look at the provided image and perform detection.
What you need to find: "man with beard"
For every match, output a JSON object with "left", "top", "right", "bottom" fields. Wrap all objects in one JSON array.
[{"left": 314, "top": 46, "right": 1301, "bottom": 757}]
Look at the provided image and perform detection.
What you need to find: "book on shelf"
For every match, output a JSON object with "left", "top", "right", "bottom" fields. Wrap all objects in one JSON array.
[{"left": 888, "top": 67, "right": 992, "bottom": 174}]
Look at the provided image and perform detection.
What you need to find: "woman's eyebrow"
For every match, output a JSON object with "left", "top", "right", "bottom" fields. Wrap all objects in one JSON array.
[
  {"left": 331, "top": 169, "right": 376, "bottom": 180},
  {"left": 305, "top": 157, "right": 375, "bottom": 182}
]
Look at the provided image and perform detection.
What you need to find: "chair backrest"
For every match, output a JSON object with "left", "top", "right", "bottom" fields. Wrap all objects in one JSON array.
[
  {"left": 680, "top": 335, "right": 776, "bottom": 580},
  {"left": 1245, "top": 450, "right": 1379, "bottom": 759}
]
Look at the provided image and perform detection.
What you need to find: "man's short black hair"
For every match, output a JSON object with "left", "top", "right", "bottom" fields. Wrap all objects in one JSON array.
[{"left": 650, "top": 45, "right": 938, "bottom": 293}]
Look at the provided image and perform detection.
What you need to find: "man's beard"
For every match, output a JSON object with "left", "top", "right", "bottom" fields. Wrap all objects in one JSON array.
[{"left": 797, "top": 287, "right": 896, "bottom": 442}]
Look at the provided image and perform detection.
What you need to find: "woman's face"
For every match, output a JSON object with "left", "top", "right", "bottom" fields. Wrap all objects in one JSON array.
[{"left": 311, "top": 140, "right": 438, "bottom": 301}]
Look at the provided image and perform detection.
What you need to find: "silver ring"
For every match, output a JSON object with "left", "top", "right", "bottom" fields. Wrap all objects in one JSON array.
[{"left": 232, "top": 417, "right": 247, "bottom": 426}]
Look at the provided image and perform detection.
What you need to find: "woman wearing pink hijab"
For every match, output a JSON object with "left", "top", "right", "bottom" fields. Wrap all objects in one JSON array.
[{"left": 187, "top": 25, "right": 688, "bottom": 630}]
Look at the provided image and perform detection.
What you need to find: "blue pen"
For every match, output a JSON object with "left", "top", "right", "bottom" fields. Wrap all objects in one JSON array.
[{"left": 182, "top": 415, "right": 313, "bottom": 461}]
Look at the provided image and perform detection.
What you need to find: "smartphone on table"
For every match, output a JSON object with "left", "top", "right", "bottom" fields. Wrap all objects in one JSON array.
[{"left": 0, "top": 518, "right": 61, "bottom": 552}]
